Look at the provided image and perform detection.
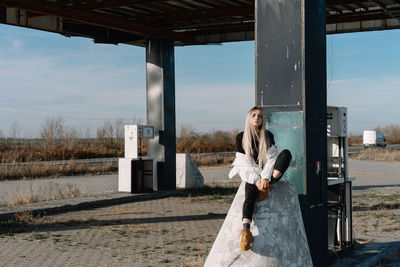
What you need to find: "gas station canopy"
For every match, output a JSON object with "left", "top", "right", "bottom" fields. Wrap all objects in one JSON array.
[
  {"left": 1, "top": 0, "right": 400, "bottom": 46},
  {"left": 1, "top": 1, "right": 396, "bottom": 263}
]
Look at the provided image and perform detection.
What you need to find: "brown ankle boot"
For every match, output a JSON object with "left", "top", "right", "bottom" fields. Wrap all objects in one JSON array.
[
  {"left": 256, "top": 184, "right": 273, "bottom": 202},
  {"left": 240, "top": 229, "right": 254, "bottom": 251}
]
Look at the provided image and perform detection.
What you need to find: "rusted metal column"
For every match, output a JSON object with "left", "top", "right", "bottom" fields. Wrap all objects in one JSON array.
[
  {"left": 256, "top": 0, "right": 328, "bottom": 265},
  {"left": 146, "top": 38, "right": 176, "bottom": 191}
]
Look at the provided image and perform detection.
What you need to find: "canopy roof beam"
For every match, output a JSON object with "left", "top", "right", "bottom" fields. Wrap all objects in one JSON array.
[{"left": 0, "top": 0, "right": 194, "bottom": 42}]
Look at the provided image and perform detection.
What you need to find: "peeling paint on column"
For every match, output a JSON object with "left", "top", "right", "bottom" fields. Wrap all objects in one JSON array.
[
  {"left": 205, "top": 181, "right": 312, "bottom": 267},
  {"left": 264, "top": 110, "right": 304, "bottom": 194}
]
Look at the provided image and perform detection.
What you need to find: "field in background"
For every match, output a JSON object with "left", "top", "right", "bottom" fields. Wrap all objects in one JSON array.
[
  {"left": 0, "top": 130, "right": 238, "bottom": 164},
  {"left": 350, "top": 147, "right": 400, "bottom": 161},
  {"left": 348, "top": 124, "right": 400, "bottom": 146},
  {"left": 0, "top": 122, "right": 238, "bottom": 180},
  {"left": 2, "top": 119, "right": 400, "bottom": 162},
  {"left": 1, "top": 120, "right": 400, "bottom": 180}
]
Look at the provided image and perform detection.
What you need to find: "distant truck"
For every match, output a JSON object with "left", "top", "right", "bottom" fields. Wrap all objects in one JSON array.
[{"left": 363, "top": 130, "right": 387, "bottom": 148}]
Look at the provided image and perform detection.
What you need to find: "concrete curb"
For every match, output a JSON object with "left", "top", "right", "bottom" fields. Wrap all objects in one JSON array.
[{"left": 0, "top": 190, "right": 181, "bottom": 222}]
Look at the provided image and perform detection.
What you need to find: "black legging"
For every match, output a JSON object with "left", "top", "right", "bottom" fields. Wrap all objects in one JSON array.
[{"left": 242, "top": 149, "right": 292, "bottom": 220}]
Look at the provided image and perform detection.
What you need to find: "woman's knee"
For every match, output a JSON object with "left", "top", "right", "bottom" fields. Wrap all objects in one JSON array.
[
  {"left": 276, "top": 149, "right": 292, "bottom": 165},
  {"left": 274, "top": 149, "right": 292, "bottom": 173},
  {"left": 280, "top": 149, "right": 292, "bottom": 160}
]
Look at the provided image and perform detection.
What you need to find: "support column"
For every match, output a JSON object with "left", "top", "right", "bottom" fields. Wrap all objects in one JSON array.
[
  {"left": 256, "top": 0, "right": 327, "bottom": 265},
  {"left": 146, "top": 38, "right": 176, "bottom": 191}
]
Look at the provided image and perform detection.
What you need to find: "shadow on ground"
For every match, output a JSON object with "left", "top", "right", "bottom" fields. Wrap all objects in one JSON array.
[
  {"left": 0, "top": 212, "right": 227, "bottom": 235},
  {"left": 353, "top": 184, "right": 400, "bottom": 190},
  {"left": 0, "top": 186, "right": 237, "bottom": 235}
]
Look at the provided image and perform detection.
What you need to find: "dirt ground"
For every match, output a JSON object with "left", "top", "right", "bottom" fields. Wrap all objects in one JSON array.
[
  {"left": 1, "top": 188, "right": 400, "bottom": 266},
  {"left": 352, "top": 191, "right": 400, "bottom": 239},
  {"left": 0, "top": 190, "right": 235, "bottom": 266}
]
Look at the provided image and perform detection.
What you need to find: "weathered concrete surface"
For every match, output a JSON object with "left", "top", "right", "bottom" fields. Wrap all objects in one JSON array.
[
  {"left": 176, "top": 153, "right": 204, "bottom": 189},
  {"left": 205, "top": 181, "right": 312, "bottom": 267}
]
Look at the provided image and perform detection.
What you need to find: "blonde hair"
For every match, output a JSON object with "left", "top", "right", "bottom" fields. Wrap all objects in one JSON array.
[{"left": 242, "top": 106, "right": 267, "bottom": 167}]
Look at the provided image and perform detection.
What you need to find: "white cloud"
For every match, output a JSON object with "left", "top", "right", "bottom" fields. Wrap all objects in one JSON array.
[
  {"left": 328, "top": 77, "right": 368, "bottom": 86},
  {"left": 0, "top": 41, "right": 255, "bottom": 135},
  {"left": 2, "top": 47, "right": 399, "bottom": 137},
  {"left": 0, "top": 51, "right": 147, "bottom": 137}
]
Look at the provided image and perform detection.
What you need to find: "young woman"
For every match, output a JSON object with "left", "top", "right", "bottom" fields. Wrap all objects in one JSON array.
[{"left": 229, "top": 106, "right": 292, "bottom": 251}]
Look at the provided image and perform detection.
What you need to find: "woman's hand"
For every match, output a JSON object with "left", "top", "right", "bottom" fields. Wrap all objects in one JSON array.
[{"left": 257, "top": 178, "right": 270, "bottom": 192}]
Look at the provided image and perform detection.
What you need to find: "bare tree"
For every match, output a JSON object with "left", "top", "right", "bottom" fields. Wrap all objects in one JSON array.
[
  {"left": 375, "top": 124, "right": 400, "bottom": 144},
  {"left": 40, "top": 117, "right": 65, "bottom": 144},
  {"left": 63, "top": 126, "right": 79, "bottom": 149},
  {"left": 96, "top": 117, "right": 144, "bottom": 144},
  {"left": 114, "top": 118, "right": 124, "bottom": 139},
  {"left": 179, "top": 124, "right": 196, "bottom": 138},
  {"left": 96, "top": 120, "right": 114, "bottom": 143},
  {"left": 9, "top": 122, "right": 22, "bottom": 140},
  {"left": 129, "top": 116, "right": 143, "bottom": 125},
  {"left": 84, "top": 127, "right": 91, "bottom": 139},
  {"left": 77, "top": 127, "right": 92, "bottom": 139}
]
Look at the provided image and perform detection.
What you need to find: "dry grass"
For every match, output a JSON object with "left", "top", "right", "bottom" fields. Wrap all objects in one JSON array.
[
  {"left": 8, "top": 182, "right": 83, "bottom": 206},
  {"left": 2, "top": 123, "right": 398, "bottom": 179},
  {"left": 353, "top": 192, "right": 400, "bottom": 209},
  {"left": 0, "top": 140, "right": 124, "bottom": 163},
  {"left": 13, "top": 190, "right": 41, "bottom": 206},
  {"left": 0, "top": 128, "right": 238, "bottom": 179},
  {"left": 13, "top": 211, "right": 34, "bottom": 224},
  {"left": 0, "top": 129, "right": 237, "bottom": 164},
  {"left": 375, "top": 124, "right": 400, "bottom": 144},
  {"left": 3, "top": 123, "right": 399, "bottom": 163},
  {"left": 0, "top": 186, "right": 399, "bottom": 265},
  {"left": 193, "top": 155, "right": 234, "bottom": 167},
  {"left": 350, "top": 147, "right": 400, "bottom": 161},
  {"left": 183, "top": 253, "right": 204, "bottom": 266},
  {"left": 0, "top": 161, "right": 117, "bottom": 181},
  {"left": 349, "top": 123, "right": 400, "bottom": 146},
  {"left": 353, "top": 191, "right": 400, "bottom": 238},
  {"left": 0, "top": 193, "right": 227, "bottom": 264},
  {"left": 177, "top": 129, "right": 237, "bottom": 153},
  {"left": 0, "top": 154, "right": 236, "bottom": 180},
  {"left": 348, "top": 135, "right": 363, "bottom": 146}
]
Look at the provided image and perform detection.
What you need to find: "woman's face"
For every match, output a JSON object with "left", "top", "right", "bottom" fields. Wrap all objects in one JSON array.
[{"left": 251, "top": 109, "right": 263, "bottom": 129}]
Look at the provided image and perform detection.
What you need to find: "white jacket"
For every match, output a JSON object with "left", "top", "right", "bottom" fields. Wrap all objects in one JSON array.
[{"left": 228, "top": 145, "right": 280, "bottom": 185}]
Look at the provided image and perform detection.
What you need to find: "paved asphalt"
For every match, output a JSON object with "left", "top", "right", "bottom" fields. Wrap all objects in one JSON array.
[
  {"left": 1, "top": 159, "right": 399, "bottom": 205},
  {"left": 0, "top": 159, "right": 399, "bottom": 266}
]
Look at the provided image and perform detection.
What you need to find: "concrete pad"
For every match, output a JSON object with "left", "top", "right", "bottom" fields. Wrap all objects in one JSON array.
[
  {"left": 205, "top": 181, "right": 312, "bottom": 267},
  {"left": 176, "top": 153, "right": 204, "bottom": 189}
]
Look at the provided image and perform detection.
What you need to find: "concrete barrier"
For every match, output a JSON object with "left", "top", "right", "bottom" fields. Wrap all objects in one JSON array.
[
  {"left": 176, "top": 153, "right": 204, "bottom": 189},
  {"left": 205, "top": 181, "right": 312, "bottom": 267}
]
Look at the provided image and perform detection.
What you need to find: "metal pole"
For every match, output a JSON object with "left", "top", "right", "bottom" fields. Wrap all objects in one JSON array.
[
  {"left": 255, "top": 0, "right": 327, "bottom": 265},
  {"left": 146, "top": 38, "right": 176, "bottom": 191}
]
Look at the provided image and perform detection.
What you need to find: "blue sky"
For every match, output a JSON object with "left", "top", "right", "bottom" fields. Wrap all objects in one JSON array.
[{"left": 0, "top": 24, "right": 399, "bottom": 137}]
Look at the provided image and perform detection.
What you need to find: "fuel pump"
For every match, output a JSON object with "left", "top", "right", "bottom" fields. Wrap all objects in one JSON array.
[
  {"left": 327, "top": 106, "right": 355, "bottom": 250},
  {"left": 118, "top": 125, "right": 154, "bottom": 193}
]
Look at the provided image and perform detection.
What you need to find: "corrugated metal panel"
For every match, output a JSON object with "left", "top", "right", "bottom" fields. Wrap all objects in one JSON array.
[{"left": 0, "top": 0, "right": 399, "bottom": 45}]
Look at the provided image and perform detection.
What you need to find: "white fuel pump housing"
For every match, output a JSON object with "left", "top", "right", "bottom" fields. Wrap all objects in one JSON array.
[
  {"left": 124, "top": 125, "right": 154, "bottom": 159},
  {"left": 119, "top": 125, "right": 154, "bottom": 193}
]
